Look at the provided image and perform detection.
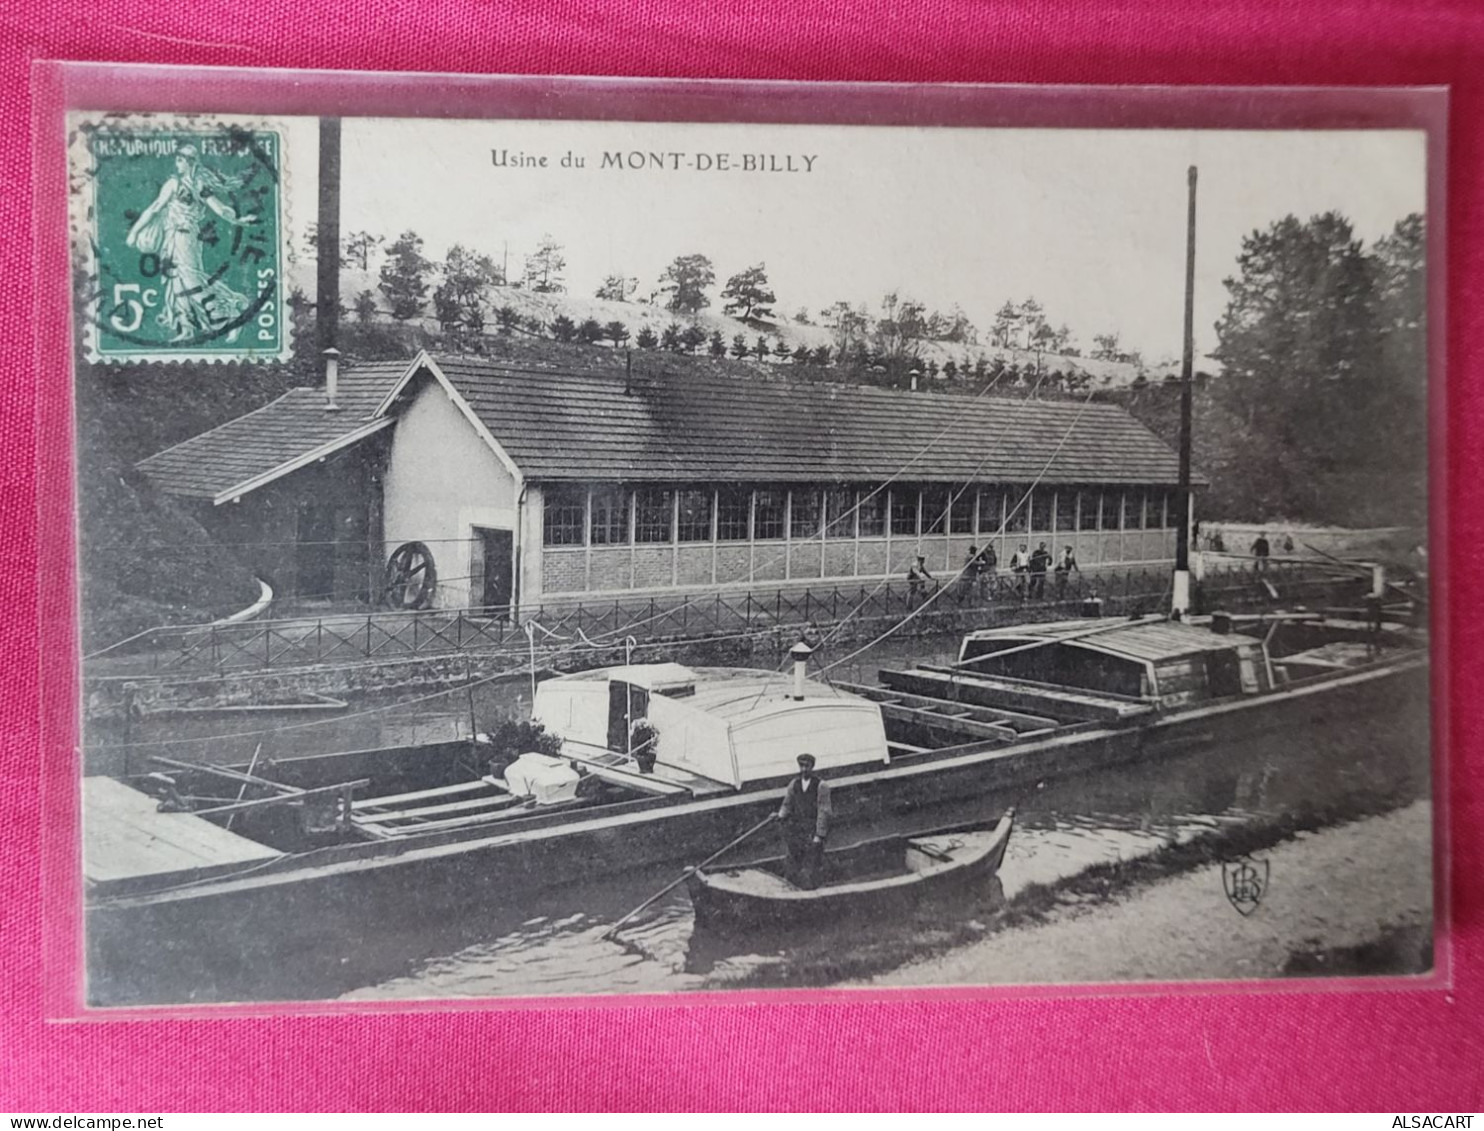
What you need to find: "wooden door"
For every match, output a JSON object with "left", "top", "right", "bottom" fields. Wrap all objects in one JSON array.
[{"left": 473, "top": 527, "right": 513, "bottom": 614}]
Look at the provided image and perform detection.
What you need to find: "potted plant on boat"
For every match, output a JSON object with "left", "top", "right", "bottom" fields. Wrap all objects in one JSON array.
[{"left": 629, "top": 719, "right": 660, "bottom": 775}]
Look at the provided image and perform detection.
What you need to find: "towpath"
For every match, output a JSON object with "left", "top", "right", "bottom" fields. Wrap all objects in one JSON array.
[{"left": 860, "top": 800, "right": 1435, "bottom": 987}]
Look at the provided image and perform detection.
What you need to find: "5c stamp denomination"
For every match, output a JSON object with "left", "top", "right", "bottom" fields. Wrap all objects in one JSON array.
[{"left": 69, "top": 115, "right": 290, "bottom": 364}]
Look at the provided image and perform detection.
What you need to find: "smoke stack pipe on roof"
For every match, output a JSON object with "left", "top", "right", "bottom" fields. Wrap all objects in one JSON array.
[
  {"left": 323, "top": 347, "right": 342, "bottom": 411},
  {"left": 909, "top": 366, "right": 922, "bottom": 392},
  {"left": 789, "top": 641, "right": 814, "bottom": 701}
]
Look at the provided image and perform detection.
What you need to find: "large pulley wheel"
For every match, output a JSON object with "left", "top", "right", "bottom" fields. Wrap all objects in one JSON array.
[{"left": 384, "top": 541, "right": 437, "bottom": 610}]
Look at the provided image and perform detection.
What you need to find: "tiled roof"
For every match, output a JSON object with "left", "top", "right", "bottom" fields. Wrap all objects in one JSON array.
[
  {"left": 137, "top": 361, "right": 406, "bottom": 501},
  {"left": 424, "top": 356, "right": 1197, "bottom": 486},
  {"left": 139, "top": 352, "right": 1197, "bottom": 503}
]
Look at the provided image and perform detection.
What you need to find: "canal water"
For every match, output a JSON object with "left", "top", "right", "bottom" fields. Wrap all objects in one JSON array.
[{"left": 83, "top": 630, "right": 1433, "bottom": 1006}]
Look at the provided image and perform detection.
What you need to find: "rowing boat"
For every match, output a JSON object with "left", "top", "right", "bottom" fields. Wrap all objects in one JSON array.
[{"left": 687, "top": 809, "right": 1014, "bottom": 930}]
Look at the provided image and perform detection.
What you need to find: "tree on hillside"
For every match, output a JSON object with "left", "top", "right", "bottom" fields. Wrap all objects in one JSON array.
[
  {"left": 708, "top": 330, "right": 727, "bottom": 358},
  {"left": 1019, "top": 297, "right": 1047, "bottom": 342},
  {"left": 604, "top": 321, "right": 631, "bottom": 347},
  {"left": 730, "top": 333, "right": 750, "bottom": 360},
  {"left": 1209, "top": 210, "right": 1419, "bottom": 522},
  {"left": 353, "top": 290, "right": 378, "bottom": 324},
  {"left": 991, "top": 301, "right": 1019, "bottom": 347},
  {"left": 343, "top": 231, "right": 385, "bottom": 271},
  {"left": 550, "top": 314, "right": 578, "bottom": 343},
  {"left": 753, "top": 335, "right": 769, "bottom": 361},
  {"left": 811, "top": 346, "right": 832, "bottom": 366},
  {"left": 773, "top": 340, "right": 792, "bottom": 362},
  {"left": 1375, "top": 213, "right": 1426, "bottom": 407},
  {"left": 1091, "top": 332, "right": 1124, "bottom": 361},
  {"left": 821, "top": 300, "right": 870, "bottom": 362},
  {"left": 721, "top": 264, "right": 777, "bottom": 322},
  {"left": 596, "top": 274, "right": 639, "bottom": 302},
  {"left": 927, "top": 305, "right": 977, "bottom": 344},
  {"left": 793, "top": 307, "right": 812, "bottom": 325},
  {"left": 874, "top": 292, "right": 929, "bottom": 365},
  {"left": 496, "top": 306, "right": 521, "bottom": 335},
  {"left": 378, "top": 231, "right": 432, "bottom": 321},
  {"left": 658, "top": 254, "right": 716, "bottom": 313},
  {"left": 577, "top": 318, "right": 604, "bottom": 344},
  {"left": 792, "top": 344, "right": 812, "bottom": 365},
  {"left": 635, "top": 325, "right": 659, "bottom": 349},
  {"left": 435, "top": 244, "right": 500, "bottom": 332},
  {"left": 680, "top": 324, "right": 709, "bottom": 354},
  {"left": 523, "top": 235, "right": 567, "bottom": 293},
  {"left": 432, "top": 285, "right": 464, "bottom": 332},
  {"left": 660, "top": 322, "right": 683, "bottom": 352}
]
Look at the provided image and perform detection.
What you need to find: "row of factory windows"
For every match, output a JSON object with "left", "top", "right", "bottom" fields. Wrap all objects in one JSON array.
[{"left": 541, "top": 484, "right": 1180, "bottom": 548}]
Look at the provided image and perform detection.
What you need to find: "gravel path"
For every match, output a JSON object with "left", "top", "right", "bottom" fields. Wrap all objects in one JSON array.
[{"left": 861, "top": 800, "right": 1434, "bottom": 987}]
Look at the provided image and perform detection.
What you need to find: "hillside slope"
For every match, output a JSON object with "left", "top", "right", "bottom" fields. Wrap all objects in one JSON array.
[{"left": 335, "top": 268, "right": 1141, "bottom": 386}]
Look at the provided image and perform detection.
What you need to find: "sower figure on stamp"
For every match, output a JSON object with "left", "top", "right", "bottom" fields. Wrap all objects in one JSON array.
[
  {"left": 777, "top": 753, "right": 831, "bottom": 889},
  {"left": 126, "top": 143, "right": 257, "bottom": 343}
]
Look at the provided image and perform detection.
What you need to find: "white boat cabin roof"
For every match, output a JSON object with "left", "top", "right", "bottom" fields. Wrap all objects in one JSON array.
[
  {"left": 550, "top": 664, "right": 858, "bottom": 720},
  {"left": 533, "top": 663, "right": 890, "bottom": 789}
]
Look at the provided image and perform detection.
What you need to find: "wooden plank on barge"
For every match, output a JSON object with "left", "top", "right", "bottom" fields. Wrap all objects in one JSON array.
[
  {"left": 875, "top": 702, "right": 1021, "bottom": 743},
  {"left": 352, "top": 778, "right": 498, "bottom": 812},
  {"left": 352, "top": 790, "right": 525, "bottom": 824},
  {"left": 83, "top": 777, "right": 282, "bottom": 886},
  {"left": 884, "top": 667, "right": 1152, "bottom": 722},
  {"left": 834, "top": 681, "right": 1060, "bottom": 733}
]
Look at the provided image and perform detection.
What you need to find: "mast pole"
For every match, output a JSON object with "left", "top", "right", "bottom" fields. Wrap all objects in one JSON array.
[{"left": 1172, "top": 165, "right": 1197, "bottom": 618}]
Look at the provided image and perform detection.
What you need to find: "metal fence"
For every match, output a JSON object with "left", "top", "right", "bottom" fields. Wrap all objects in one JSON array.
[{"left": 85, "top": 558, "right": 1352, "bottom": 677}]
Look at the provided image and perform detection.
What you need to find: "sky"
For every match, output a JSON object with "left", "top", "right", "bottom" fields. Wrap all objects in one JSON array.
[{"left": 282, "top": 118, "right": 1426, "bottom": 363}]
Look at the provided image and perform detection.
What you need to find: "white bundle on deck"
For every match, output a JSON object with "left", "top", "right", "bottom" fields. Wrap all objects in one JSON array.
[{"left": 503, "top": 753, "right": 581, "bottom": 805}]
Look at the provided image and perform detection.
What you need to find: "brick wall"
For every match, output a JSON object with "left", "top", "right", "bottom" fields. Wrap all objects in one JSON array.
[
  {"left": 542, "top": 548, "right": 588, "bottom": 594},
  {"left": 752, "top": 544, "right": 787, "bottom": 582},
  {"left": 856, "top": 540, "right": 889, "bottom": 577},
  {"left": 632, "top": 546, "right": 675, "bottom": 588},
  {"left": 587, "top": 547, "right": 632, "bottom": 591},
  {"left": 715, "top": 544, "right": 751, "bottom": 584},
  {"left": 789, "top": 542, "right": 823, "bottom": 580},
  {"left": 823, "top": 542, "right": 856, "bottom": 578},
  {"left": 676, "top": 545, "right": 713, "bottom": 585}
]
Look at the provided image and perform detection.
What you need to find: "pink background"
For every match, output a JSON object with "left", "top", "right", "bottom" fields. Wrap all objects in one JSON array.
[{"left": 5, "top": 0, "right": 1483, "bottom": 1111}]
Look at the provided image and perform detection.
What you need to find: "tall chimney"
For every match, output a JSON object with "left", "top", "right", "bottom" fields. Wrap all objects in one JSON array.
[
  {"left": 316, "top": 117, "right": 342, "bottom": 358},
  {"left": 789, "top": 641, "right": 814, "bottom": 701},
  {"left": 323, "top": 347, "right": 341, "bottom": 411},
  {"left": 909, "top": 365, "right": 922, "bottom": 392}
]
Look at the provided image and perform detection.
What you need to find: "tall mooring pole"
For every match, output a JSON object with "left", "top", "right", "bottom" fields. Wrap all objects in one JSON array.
[{"left": 1172, "top": 165, "right": 1198, "bottom": 618}]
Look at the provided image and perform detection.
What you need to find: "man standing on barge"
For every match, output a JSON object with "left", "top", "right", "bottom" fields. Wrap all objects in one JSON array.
[{"left": 778, "top": 753, "right": 831, "bottom": 889}]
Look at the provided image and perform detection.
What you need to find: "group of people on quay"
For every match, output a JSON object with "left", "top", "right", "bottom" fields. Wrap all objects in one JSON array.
[{"left": 905, "top": 542, "right": 1082, "bottom": 604}]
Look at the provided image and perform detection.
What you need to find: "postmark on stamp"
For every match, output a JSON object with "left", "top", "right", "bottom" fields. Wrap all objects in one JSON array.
[{"left": 69, "top": 115, "right": 291, "bottom": 364}]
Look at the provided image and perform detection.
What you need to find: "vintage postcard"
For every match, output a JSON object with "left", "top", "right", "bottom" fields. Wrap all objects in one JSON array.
[{"left": 64, "top": 89, "right": 1438, "bottom": 1009}]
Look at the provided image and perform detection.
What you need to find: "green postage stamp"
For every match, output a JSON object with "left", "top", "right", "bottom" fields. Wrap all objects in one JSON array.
[{"left": 69, "top": 114, "right": 291, "bottom": 363}]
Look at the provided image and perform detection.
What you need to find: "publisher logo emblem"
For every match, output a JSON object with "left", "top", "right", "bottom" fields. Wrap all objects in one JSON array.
[{"left": 1222, "top": 857, "right": 1269, "bottom": 916}]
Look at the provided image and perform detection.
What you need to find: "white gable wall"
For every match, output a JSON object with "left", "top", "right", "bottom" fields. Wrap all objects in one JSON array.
[{"left": 383, "top": 378, "right": 522, "bottom": 610}]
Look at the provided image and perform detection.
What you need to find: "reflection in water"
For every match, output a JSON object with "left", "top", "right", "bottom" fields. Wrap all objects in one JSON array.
[{"left": 84, "top": 630, "right": 1430, "bottom": 1005}]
